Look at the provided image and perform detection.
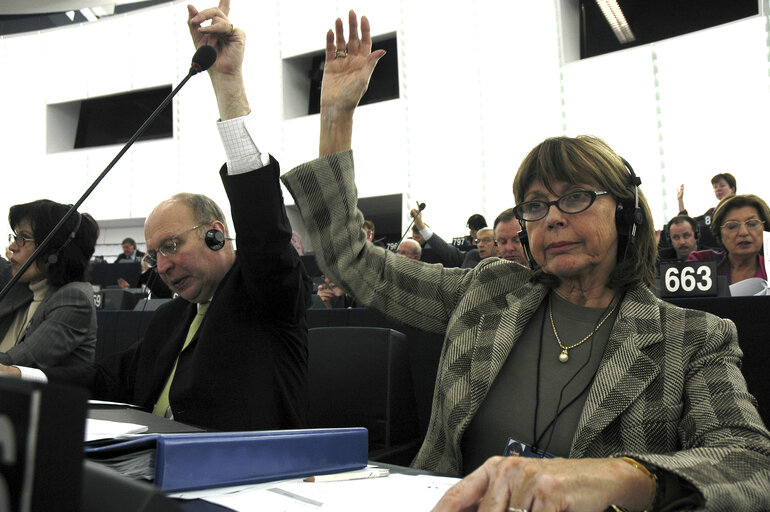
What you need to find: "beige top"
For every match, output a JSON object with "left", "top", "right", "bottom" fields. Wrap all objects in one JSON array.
[{"left": 0, "top": 279, "right": 53, "bottom": 352}]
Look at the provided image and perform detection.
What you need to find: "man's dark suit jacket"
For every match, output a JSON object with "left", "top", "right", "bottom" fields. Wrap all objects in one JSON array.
[
  {"left": 421, "top": 233, "right": 465, "bottom": 268},
  {"left": 47, "top": 159, "right": 312, "bottom": 431},
  {"left": 114, "top": 250, "right": 145, "bottom": 264}
]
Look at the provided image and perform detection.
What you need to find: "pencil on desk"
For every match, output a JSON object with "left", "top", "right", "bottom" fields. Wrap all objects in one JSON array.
[{"left": 304, "top": 468, "right": 390, "bottom": 482}]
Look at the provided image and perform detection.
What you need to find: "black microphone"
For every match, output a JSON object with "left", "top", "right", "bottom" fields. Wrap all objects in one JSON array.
[
  {"left": 395, "top": 202, "right": 427, "bottom": 250},
  {"left": 0, "top": 46, "right": 218, "bottom": 304},
  {"left": 190, "top": 45, "right": 217, "bottom": 74}
]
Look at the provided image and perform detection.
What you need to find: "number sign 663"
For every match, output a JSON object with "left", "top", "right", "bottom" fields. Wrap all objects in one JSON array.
[{"left": 665, "top": 265, "right": 712, "bottom": 293}]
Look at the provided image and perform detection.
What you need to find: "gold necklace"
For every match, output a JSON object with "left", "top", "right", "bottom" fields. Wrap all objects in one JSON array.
[{"left": 549, "top": 296, "right": 619, "bottom": 363}]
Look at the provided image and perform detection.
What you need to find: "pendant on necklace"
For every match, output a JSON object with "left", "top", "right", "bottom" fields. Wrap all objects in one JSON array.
[{"left": 559, "top": 350, "right": 569, "bottom": 363}]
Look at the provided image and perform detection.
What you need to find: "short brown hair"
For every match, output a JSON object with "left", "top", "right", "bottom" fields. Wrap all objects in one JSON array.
[
  {"left": 711, "top": 173, "right": 736, "bottom": 192},
  {"left": 711, "top": 194, "right": 770, "bottom": 248},
  {"left": 512, "top": 135, "right": 656, "bottom": 289}
]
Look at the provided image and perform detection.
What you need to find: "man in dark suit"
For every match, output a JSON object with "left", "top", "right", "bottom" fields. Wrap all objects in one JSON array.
[
  {"left": 113, "top": 237, "right": 145, "bottom": 263},
  {"left": 0, "top": 0, "right": 312, "bottom": 432}
]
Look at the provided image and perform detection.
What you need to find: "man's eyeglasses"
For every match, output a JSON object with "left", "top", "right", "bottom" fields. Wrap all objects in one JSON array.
[
  {"left": 8, "top": 233, "right": 34, "bottom": 248},
  {"left": 720, "top": 219, "right": 765, "bottom": 233},
  {"left": 474, "top": 237, "right": 496, "bottom": 245},
  {"left": 514, "top": 190, "right": 609, "bottom": 222},
  {"left": 144, "top": 225, "right": 201, "bottom": 268}
]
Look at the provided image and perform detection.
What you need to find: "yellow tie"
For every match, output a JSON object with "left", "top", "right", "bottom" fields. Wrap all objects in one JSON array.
[{"left": 152, "top": 302, "right": 210, "bottom": 417}]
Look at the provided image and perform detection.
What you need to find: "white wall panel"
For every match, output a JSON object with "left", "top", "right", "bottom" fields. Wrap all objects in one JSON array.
[
  {"left": 41, "top": 27, "right": 88, "bottom": 104},
  {"left": 476, "top": 0, "right": 563, "bottom": 222},
  {"left": 562, "top": 46, "right": 662, "bottom": 224},
  {"left": 128, "top": 4, "right": 177, "bottom": 91},
  {"left": 654, "top": 17, "right": 770, "bottom": 222}
]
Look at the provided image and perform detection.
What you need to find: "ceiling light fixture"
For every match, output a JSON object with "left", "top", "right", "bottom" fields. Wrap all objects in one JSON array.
[
  {"left": 596, "top": 0, "right": 636, "bottom": 44},
  {"left": 79, "top": 7, "right": 97, "bottom": 22}
]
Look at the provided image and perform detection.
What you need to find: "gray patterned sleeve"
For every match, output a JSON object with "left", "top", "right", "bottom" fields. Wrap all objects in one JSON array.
[
  {"left": 629, "top": 310, "right": 770, "bottom": 510},
  {"left": 282, "top": 150, "right": 474, "bottom": 334}
]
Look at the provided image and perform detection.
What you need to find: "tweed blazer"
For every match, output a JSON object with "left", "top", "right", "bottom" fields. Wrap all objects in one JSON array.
[
  {"left": 0, "top": 281, "right": 96, "bottom": 368},
  {"left": 282, "top": 150, "right": 770, "bottom": 511}
]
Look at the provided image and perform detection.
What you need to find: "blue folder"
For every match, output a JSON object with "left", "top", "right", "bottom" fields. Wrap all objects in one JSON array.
[{"left": 85, "top": 427, "right": 368, "bottom": 492}]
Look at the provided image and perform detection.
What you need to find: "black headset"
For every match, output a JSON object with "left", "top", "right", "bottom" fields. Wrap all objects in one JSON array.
[
  {"left": 47, "top": 212, "right": 82, "bottom": 266},
  {"left": 517, "top": 158, "right": 644, "bottom": 270},
  {"left": 204, "top": 229, "right": 230, "bottom": 251}
]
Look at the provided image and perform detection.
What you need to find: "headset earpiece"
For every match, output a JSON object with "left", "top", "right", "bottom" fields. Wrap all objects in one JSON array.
[
  {"left": 517, "top": 222, "right": 537, "bottom": 270},
  {"left": 616, "top": 158, "right": 643, "bottom": 261},
  {"left": 205, "top": 229, "right": 226, "bottom": 251},
  {"left": 47, "top": 213, "right": 82, "bottom": 266}
]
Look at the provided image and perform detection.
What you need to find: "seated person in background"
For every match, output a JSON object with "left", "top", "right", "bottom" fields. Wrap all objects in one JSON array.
[
  {"left": 466, "top": 213, "right": 487, "bottom": 246},
  {"left": 687, "top": 193, "right": 769, "bottom": 285},
  {"left": 396, "top": 239, "right": 421, "bottom": 261},
  {"left": 492, "top": 208, "right": 526, "bottom": 265},
  {"left": 410, "top": 203, "right": 465, "bottom": 267},
  {"left": 677, "top": 172, "right": 736, "bottom": 250},
  {"left": 114, "top": 237, "right": 145, "bottom": 263},
  {"left": 117, "top": 256, "right": 174, "bottom": 299},
  {"left": 363, "top": 219, "right": 385, "bottom": 247},
  {"left": 658, "top": 215, "right": 699, "bottom": 262},
  {"left": 461, "top": 227, "right": 495, "bottom": 268},
  {"left": 316, "top": 276, "right": 356, "bottom": 309},
  {"left": 280, "top": 11, "right": 770, "bottom": 510},
  {"left": 0, "top": 1, "right": 312, "bottom": 432},
  {"left": 290, "top": 230, "right": 305, "bottom": 255},
  {"left": 0, "top": 200, "right": 99, "bottom": 369}
]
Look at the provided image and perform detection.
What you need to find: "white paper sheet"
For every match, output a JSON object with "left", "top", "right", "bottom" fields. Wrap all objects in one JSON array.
[
  {"left": 85, "top": 418, "right": 148, "bottom": 442},
  {"left": 171, "top": 473, "right": 460, "bottom": 512}
]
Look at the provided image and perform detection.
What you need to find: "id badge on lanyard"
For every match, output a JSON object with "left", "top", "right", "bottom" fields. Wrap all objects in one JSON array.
[{"left": 504, "top": 437, "right": 555, "bottom": 459}]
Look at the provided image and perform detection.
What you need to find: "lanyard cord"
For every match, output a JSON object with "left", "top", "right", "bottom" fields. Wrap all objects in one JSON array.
[{"left": 531, "top": 292, "right": 619, "bottom": 454}]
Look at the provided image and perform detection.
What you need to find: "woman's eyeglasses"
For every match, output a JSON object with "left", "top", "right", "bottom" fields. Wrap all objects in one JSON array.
[
  {"left": 720, "top": 219, "right": 765, "bottom": 233},
  {"left": 514, "top": 190, "right": 609, "bottom": 222},
  {"left": 8, "top": 233, "right": 34, "bottom": 248}
]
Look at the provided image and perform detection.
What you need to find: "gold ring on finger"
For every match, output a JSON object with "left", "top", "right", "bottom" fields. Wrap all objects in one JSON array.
[{"left": 335, "top": 49, "right": 347, "bottom": 58}]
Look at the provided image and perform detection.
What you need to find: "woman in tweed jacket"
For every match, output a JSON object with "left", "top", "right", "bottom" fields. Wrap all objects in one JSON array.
[{"left": 281, "top": 11, "right": 770, "bottom": 512}]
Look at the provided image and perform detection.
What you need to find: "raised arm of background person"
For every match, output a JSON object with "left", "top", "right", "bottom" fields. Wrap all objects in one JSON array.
[
  {"left": 319, "top": 10, "right": 385, "bottom": 156},
  {"left": 677, "top": 183, "right": 686, "bottom": 214},
  {"left": 410, "top": 202, "right": 464, "bottom": 268}
]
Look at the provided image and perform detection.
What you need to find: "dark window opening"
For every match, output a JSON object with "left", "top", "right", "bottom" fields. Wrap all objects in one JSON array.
[
  {"left": 74, "top": 85, "right": 173, "bottom": 149},
  {"left": 307, "top": 35, "right": 399, "bottom": 115},
  {"left": 580, "top": 0, "right": 759, "bottom": 59}
]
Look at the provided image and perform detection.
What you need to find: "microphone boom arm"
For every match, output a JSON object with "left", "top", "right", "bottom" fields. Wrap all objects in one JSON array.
[{"left": 0, "top": 50, "right": 213, "bottom": 303}]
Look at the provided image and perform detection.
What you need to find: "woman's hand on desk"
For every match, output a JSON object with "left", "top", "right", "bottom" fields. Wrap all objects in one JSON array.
[
  {"left": 0, "top": 363, "right": 21, "bottom": 378},
  {"left": 431, "top": 456, "right": 654, "bottom": 512}
]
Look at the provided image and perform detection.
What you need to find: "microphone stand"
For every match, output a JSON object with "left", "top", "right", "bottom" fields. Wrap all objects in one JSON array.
[
  {"left": 394, "top": 203, "right": 426, "bottom": 251},
  {"left": 0, "top": 48, "right": 215, "bottom": 304}
]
